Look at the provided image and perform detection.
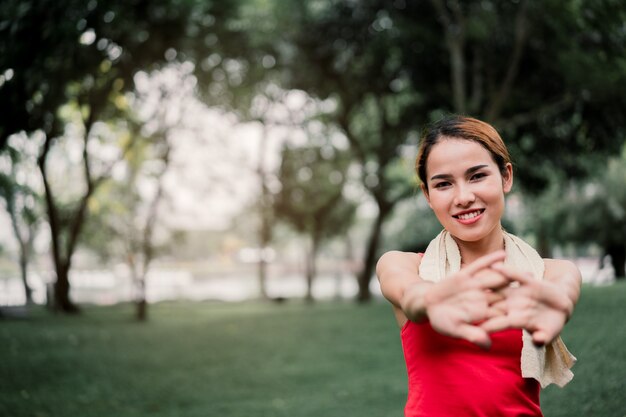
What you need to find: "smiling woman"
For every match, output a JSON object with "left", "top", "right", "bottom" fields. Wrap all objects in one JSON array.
[
  {"left": 376, "top": 115, "right": 581, "bottom": 417},
  {"left": 422, "top": 138, "right": 512, "bottom": 248}
]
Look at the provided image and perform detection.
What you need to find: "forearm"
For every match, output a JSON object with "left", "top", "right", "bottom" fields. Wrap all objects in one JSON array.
[
  {"left": 544, "top": 260, "right": 582, "bottom": 320},
  {"left": 550, "top": 276, "right": 580, "bottom": 321},
  {"left": 377, "top": 250, "right": 427, "bottom": 319},
  {"left": 400, "top": 281, "right": 434, "bottom": 323}
]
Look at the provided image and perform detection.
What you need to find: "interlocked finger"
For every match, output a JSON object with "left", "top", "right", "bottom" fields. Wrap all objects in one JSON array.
[
  {"left": 474, "top": 269, "right": 511, "bottom": 292},
  {"left": 480, "top": 315, "right": 511, "bottom": 333},
  {"left": 463, "top": 250, "right": 506, "bottom": 276},
  {"left": 485, "top": 291, "right": 505, "bottom": 305},
  {"left": 485, "top": 304, "right": 507, "bottom": 319},
  {"left": 491, "top": 263, "right": 536, "bottom": 284}
]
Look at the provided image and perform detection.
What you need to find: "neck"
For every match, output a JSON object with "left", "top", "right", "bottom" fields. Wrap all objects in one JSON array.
[{"left": 453, "top": 225, "right": 505, "bottom": 266}]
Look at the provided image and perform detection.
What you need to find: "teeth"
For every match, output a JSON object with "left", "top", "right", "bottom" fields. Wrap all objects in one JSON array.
[{"left": 458, "top": 210, "right": 481, "bottom": 220}]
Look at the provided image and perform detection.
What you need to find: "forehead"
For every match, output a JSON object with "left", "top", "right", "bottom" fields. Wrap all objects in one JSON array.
[{"left": 426, "top": 138, "right": 495, "bottom": 176}]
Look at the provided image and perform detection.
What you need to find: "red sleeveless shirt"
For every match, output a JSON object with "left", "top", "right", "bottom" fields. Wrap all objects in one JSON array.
[{"left": 401, "top": 320, "right": 543, "bottom": 417}]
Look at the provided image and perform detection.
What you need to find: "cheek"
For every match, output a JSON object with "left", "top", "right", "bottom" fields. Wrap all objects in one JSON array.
[
  {"left": 485, "top": 187, "right": 506, "bottom": 209},
  {"left": 480, "top": 180, "right": 506, "bottom": 201},
  {"left": 428, "top": 193, "right": 451, "bottom": 215}
]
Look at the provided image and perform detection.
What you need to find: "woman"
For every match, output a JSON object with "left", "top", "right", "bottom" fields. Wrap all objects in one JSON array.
[{"left": 376, "top": 116, "right": 580, "bottom": 417}]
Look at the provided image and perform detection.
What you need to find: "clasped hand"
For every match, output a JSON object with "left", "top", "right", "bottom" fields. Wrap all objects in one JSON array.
[{"left": 424, "top": 250, "right": 571, "bottom": 350}]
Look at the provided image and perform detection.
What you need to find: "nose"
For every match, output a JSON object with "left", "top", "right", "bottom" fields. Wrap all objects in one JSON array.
[{"left": 454, "top": 184, "right": 475, "bottom": 207}]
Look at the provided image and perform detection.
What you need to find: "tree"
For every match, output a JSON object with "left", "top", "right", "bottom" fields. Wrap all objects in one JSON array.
[
  {"left": 245, "top": 87, "right": 290, "bottom": 300},
  {"left": 261, "top": 0, "right": 626, "bottom": 299},
  {"left": 0, "top": 135, "right": 43, "bottom": 305},
  {"left": 0, "top": 0, "right": 245, "bottom": 312},
  {"left": 266, "top": 1, "right": 424, "bottom": 300},
  {"left": 537, "top": 148, "right": 626, "bottom": 278},
  {"left": 274, "top": 139, "right": 356, "bottom": 301},
  {"left": 83, "top": 136, "right": 172, "bottom": 321},
  {"left": 391, "top": 0, "right": 626, "bottom": 190},
  {"left": 244, "top": 86, "right": 336, "bottom": 299},
  {"left": 81, "top": 64, "right": 208, "bottom": 320}
]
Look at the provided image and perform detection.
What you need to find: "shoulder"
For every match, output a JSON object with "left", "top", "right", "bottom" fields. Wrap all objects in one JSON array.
[
  {"left": 377, "top": 250, "right": 424, "bottom": 268},
  {"left": 379, "top": 250, "right": 424, "bottom": 262},
  {"left": 543, "top": 258, "right": 582, "bottom": 281},
  {"left": 376, "top": 250, "right": 424, "bottom": 278}
]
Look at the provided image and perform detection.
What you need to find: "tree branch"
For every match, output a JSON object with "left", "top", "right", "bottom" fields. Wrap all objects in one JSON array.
[
  {"left": 430, "top": 0, "right": 467, "bottom": 113},
  {"left": 496, "top": 94, "right": 574, "bottom": 130},
  {"left": 485, "top": 0, "right": 529, "bottom": 122},
  {"left": 38, "top": 126, "right": 64, "bottom": 268},
  {"left": 337, "top": 106, "right": 367, "bottom": 165},
  {"left": 142, "top": 141, "right": 171, "bottom": 278},
  {"left": 469, "top": 46, "right": 483, "bottom": 114}
]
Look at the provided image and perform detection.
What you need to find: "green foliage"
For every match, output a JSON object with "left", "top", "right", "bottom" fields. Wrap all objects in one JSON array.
[
  {"left": 559, "top": 156, "right": 626, "bottom": 249},
  {"left": 81, "top": 124, "right": 171, "bottom": 266},
  {"left": 0, "top": 136, "right": 43, "bottom": 251},
  {"left": 260, "top": 0, "right": 626, "bottom": 193},
  {"left": 0, "top": 0, "right": 246, "bottom": 146},
  {"left": 274, "top": 143, "right": 356, "bottom": 242},
  {"left": 0, "top": 0, "right": 247, "bottom": 311},
  {"left": 250, "top": 0, "right": 626, "bottom": 297},
  {"left": 382, "top": 198, "right": 442, "bottom": 254},
  {"left": 1, "top": 283, "right": 626, "bottom": 416},
  {"left": 526, "top": 146, "right": 626, "bottom": 273},
  {"left": 80, "top": 178, "right": 141, "bottom": 264}
]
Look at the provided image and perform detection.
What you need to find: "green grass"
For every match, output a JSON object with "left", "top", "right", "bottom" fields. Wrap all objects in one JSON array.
[{"left": 1, "top": 282, "right": 625, "bottom": 417}]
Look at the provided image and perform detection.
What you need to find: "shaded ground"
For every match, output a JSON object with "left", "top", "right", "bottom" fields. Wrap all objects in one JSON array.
[{"left": 0, "top": 283, "right": 624, "bottom": 417}]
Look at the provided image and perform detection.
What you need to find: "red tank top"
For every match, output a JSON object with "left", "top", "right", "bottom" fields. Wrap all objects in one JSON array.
[{"left": 401, "top": 320, "right": 543, "bottom": 417}]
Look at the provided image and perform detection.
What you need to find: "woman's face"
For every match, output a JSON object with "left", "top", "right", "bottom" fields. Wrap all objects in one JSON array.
[{"left": 422, "top": 138, "right": 512, "bottom": 243}]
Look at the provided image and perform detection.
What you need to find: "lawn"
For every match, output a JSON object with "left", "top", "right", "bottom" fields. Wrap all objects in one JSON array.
[{"left": 1, "top": 282, "right": 625, "bottom": 417}]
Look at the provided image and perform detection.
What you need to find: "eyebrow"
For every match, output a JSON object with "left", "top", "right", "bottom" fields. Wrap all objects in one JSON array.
[{"left": 430, "top": 164, "right": 489, "bottom": 181}]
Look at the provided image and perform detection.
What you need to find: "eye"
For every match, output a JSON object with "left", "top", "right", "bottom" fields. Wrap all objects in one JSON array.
[
  {"left": 433, "top": 181, "right": 451, "bottom": 189},
  {"left": 470, "top": 172, "right": 487, "bottom": 181}
]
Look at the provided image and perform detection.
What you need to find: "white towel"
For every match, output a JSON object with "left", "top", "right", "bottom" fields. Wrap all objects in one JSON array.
[{"left": 419, "top": 229, "right": 576, "bottom": 387}]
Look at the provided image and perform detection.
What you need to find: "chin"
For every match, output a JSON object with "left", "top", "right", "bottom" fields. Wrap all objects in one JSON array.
[
  {"left": 449, "top": 230, "right": 484, "bottom": 243},
  {"left": 445, "top": 223, "right": 491, "bottom": 242}
]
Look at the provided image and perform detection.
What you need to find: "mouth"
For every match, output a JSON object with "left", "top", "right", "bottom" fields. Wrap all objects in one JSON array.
[{"left": 452, "top": 209, "right": 485, "bottom": 222}]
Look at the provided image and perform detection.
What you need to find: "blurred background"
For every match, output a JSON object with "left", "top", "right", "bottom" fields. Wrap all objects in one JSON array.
[
  {"left": 1, "top": 0, "right": 625, "bottom": 416},
  {"left": 1, "top": 0, "right": 625, "bottom": 316}
]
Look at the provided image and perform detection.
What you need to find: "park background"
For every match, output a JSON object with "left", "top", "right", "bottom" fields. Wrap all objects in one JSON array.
[{"left": 1, "top": 0, "right": 625, "bottom": 416}]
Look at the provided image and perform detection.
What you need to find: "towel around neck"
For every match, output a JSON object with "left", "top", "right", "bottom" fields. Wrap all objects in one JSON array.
[{"left": 419, "top": 229, "right": 576, "bottom": 387}]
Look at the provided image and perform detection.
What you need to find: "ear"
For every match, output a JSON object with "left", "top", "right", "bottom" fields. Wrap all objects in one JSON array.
[
  {"left": 421, "top": 183, "right": 432, "bottom": 208},
  {"left": 502, "top": 163, "right": 513, "bottom": 193}
]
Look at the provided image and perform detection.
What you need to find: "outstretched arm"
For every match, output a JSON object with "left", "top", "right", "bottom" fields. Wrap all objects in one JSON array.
[
  {"left": 376, "top": 250, "right": 428, "bottom": 322},
  {"left": 377, "top": 250, "right": 509, "bottom": 349}
]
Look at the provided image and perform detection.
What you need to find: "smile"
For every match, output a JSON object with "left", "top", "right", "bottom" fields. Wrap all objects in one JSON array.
[{"left": 453, "top": 209, "right": 485, "bottom": 223}]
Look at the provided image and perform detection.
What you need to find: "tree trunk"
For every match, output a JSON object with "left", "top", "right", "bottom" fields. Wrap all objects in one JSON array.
[
  {"left": 54, "top": 263, "right": 79, "bottom": 313},
  {"left": 19, "top": 250, "right": 33, "bottom": 305},
  {"left": 304, "top": 236, "right": 319, "bottom": 303},
  {"left": 136, "top": 278, "right": 147, "bottom": 321},
  {"left": 39, "top": 133, "right": 82, "bottom": 314},
  {"left": 258, "top": 256, "right": 268, "bottom": 299},
  {"left": 449, "top": 38, "right": 467, "bottom": 114},
  {"left": 257, "top": 193, "right": 271, "bottom": 300},
  {"left": 607, "top": 243, "right": 626, "bottom": 279},
  {"left": 257, "top": 124, "right": 271, "bottom": 300},
  {"left": 357, "top": 203, "right": 391, "bottom": 302},
  {"left": 137, "top": 299, "right": 147, "bottom": 321},
  {"left": 6, "top": 197, "right": 35, "bottom": 306}
]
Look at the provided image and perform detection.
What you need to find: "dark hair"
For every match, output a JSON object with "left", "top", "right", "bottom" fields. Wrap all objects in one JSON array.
[{"left": 416, "top": 115, "right": 512, "bottom": 189}]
